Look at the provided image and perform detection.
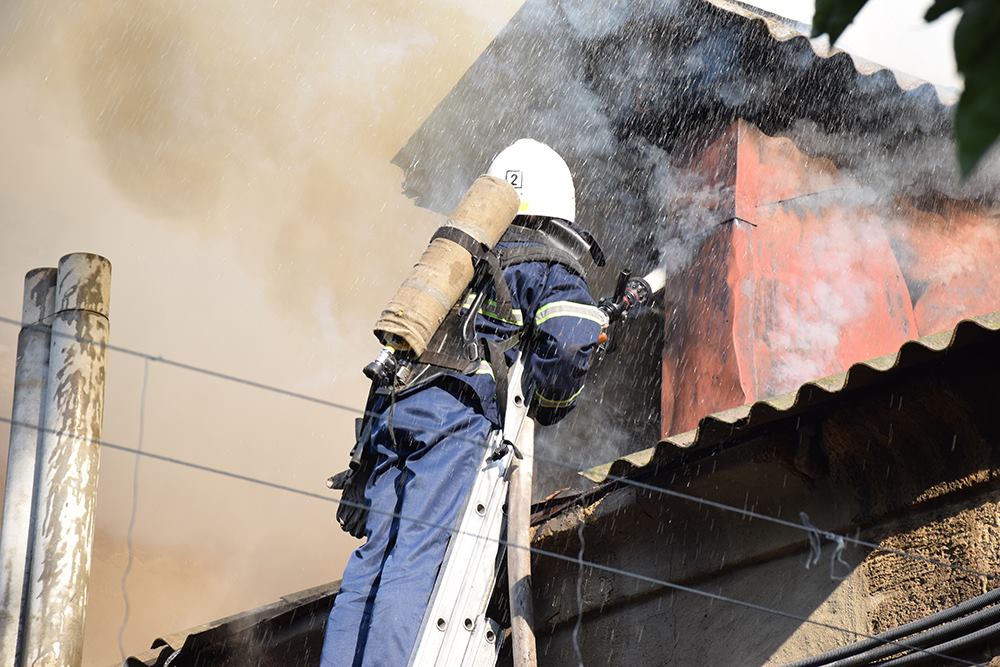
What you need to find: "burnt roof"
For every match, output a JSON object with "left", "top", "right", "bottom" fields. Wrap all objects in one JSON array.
[
  {"left": 393, "top": 0, "right": 953, "bottom": 218},
  {"left": 123, "top": 582, "right": 336, "bottom": 667}
]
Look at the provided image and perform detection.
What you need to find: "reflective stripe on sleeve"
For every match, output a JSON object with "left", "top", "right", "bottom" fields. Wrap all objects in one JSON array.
[
  {"left": 534, "top": 301, "right": 609, "bottom": 327},
  {"left": 535, "top": 387, "right": 584, "bottom": 409}
]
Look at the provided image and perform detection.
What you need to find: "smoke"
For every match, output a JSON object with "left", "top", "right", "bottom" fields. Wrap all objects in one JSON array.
[
  {"left": 560, "top": 0, "right": 682, "bottom": 39},
  {"left": 393, "top": 0, "right": 997, "bottom": 491},
  {"left": 765, "top": 213, "right": 892, "bottom": 392},
  {"left": 641, "top": 142, "right": 732, "bottom": 275},
  {"left": 0, "top": 0, "right": 524, "bottom": 663},
  {"left": 783, "top": 120, "right": 1000, "bottom": 207},
  {"left": 0, "top": 0, "right": 532, "bottom": 324},
  {"left": 410, "top": 0, "right": 992, "bottom": 279}
]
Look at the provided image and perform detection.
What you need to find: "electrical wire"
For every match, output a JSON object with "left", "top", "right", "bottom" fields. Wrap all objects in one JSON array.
[
  {"left": 0, "top": 311, "right": 993, "bottom": 583},
  {"left": 879, "top": 621, "right": 1000, "bottom": 666},
  {"left": 571, "top": 521, "right": 586, "bottom": 667},
  {"left": 0, "top": 414, "right": 981, "bottom": 667},
  {"left": 117, "top": 358, "right": 151, "bottom": 662},
  {"left": 785, "top": 585, "right": 1000, "bottom": 666},
  {"left": 0, "top": 314, "right": 361, "bottom": 415}
]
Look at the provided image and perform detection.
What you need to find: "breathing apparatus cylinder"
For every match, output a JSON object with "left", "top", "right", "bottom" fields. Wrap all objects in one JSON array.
[{"left": 366, "top": 175, "right": 520, "bottom": 383}]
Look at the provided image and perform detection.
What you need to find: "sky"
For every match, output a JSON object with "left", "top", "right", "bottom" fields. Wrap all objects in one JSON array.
[
  {"left": 0, "top": 0, "right": 961, "bottom": 663},
  {"left": 752, "top": 0, "right": 960, "bottom": 90}
]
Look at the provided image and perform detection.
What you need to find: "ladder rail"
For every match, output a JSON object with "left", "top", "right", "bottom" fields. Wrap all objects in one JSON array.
[{"left": 409, "top": 357, "right": 530, "bottom": 667}]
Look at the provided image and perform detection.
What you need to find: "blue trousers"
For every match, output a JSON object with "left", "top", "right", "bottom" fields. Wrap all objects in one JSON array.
[{"left": 320, "top": 383, "right": 493, "bottom": 667}]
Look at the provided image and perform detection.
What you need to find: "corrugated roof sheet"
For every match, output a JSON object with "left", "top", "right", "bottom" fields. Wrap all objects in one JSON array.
[
  {"left": 124, "top": 582, "right": 336, "bottom": 667},
  {"left": 392, "top": 0, "right": 954, "bottom": 217},
  {"left": 583, "top": 311, "right": 1000, "bottom": 483},
  {"left": 705, "top": 0, "right": 958, "bottom": 103}
]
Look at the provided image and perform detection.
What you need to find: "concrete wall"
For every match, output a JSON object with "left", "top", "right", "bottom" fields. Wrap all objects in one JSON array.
[
  {"left": 532, "top": 486, "right": 1000, "bottom": 666},
  {"left": 528, "top": 336, "right": 1000, "bottom": 665}
]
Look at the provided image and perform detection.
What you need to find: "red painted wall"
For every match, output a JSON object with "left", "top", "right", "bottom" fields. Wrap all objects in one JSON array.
[{"left": 661, "top": 121, "right": 1000, "bottom": 438}]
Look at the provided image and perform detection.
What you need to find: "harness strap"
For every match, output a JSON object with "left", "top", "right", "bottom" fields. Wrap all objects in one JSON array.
[
  {"left": 499, "top": 227, "right": 588, "bottom": 279},
  {"left": 431, "top": 225, "right": 514, "bottom": 322},
  {"left": 416, "top": 348, "right": 478, "bottom": 374},
  {"left": 481, "top": 338, "right": 512, "bottom": 420},
  {"left": 407, "top": 225, "right": 593, "bottom": 409},
  {"left": 481, "top": 250, "right": 514, "bottom": 322},
  {"left": 352, "top": 383, "right": 379, "bottom": 467},
  {"left": 431, "top": 225, "right": 487, "bottom": 258}
]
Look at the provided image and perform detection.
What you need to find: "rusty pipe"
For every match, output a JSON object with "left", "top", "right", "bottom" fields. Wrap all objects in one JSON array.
[
  {"left": 0, "top": 268, "right": 57, "bottom": 666},
  {"left": 22, "top": 253, "right": 111, "bottom": 667}
]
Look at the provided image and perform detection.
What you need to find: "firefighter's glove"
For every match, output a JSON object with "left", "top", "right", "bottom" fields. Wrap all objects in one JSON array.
[
  {"left": 328, "top": 416, "right": 375, "bottom": 539},
  {"left": 329, "top": 464, "right": 372, "bottom": 539}
]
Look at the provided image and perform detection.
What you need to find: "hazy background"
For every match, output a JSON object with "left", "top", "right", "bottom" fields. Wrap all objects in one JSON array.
[{"left": 0, "top": 0, "right": 960, "bottom": 663}]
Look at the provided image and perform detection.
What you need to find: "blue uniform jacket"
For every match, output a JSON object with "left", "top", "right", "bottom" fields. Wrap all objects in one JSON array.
[{"left": 428, "top": 237, "right": 607, "bottom": 426}]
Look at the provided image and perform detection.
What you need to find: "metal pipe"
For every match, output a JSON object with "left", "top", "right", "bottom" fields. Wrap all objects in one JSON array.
[
  {"left": 0, "top": 268, "right": 57, "bottom": 666},
  {"left": 22, "top": 253, "right": 111, "bottom": 667}
]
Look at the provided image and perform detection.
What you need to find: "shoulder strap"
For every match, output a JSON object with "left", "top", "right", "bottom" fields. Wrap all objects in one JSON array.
[
  {"left": 499, "top": 227, "right": 588, "bottom": 279},
  {"left": 431, "top": 226, "right": 514, "bottom": 321},
  {"left": 431, "top": 225, "right": 487, "bottom": 258},
  {"left": 409, "top": 224, "right": 590, "bottom": 408}
]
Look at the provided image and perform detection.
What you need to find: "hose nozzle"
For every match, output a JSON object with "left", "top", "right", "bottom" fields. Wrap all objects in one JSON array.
[{"left": 599, "top": 267, "right": 668, "bottom": 323}]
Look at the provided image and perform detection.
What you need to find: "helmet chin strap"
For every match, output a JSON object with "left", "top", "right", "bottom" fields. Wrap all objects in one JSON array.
[{"left": 512, "top": 215, "right": 606, "bottom": 267}]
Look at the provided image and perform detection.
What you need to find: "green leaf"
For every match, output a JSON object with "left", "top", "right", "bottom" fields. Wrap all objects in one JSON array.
[
  {"left": 951, "top": 0, "right": 998, "bottom": 70},
  {"left": 954, "top": 53, "right": 1000, "bottom": 176},
  {"left": 925, "top": 0, "right": 962, "bottom": 23},
  {"left": 950, "top": 0, "right": 1000, "bottom": 175},
  {"left": 813, "top": 0, "right": 1000, "bottom": 176},
  {"left": 811, "top": 0, "right": 869, "bottom": 43}
]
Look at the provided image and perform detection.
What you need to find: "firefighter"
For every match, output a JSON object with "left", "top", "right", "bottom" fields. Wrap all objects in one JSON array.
[{"left": 321, "top": 138, "right": 606, "bottom": 666}]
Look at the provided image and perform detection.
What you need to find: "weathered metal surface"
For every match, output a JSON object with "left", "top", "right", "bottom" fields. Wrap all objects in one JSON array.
[
  {"left": 662, "top": 121, "right": 922, "bottom": 437},
  {"left": 888, "top": 202, "right": 1000, "bottom": 336},
  {"left": 655, "top": 117, "right": 1000, "bottom": 440},
  {"left": 22, "top": 253, "right": 111, "bottom": 667},
  {"left": 0, "top": 268, "right": 57, "bottom": 666},
  {"left": 392, "top": 0, "right": 951, "bottom": 219},
  {"left": 660, "top": 222, "right": 746, "bottom": 437},
  {"left": 587, "top": 310, "right": 1000, "bottom": 484}
]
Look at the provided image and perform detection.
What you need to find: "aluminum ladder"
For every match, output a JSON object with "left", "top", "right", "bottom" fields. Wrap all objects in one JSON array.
[{"left": 408, "top": 357, "right": 530, "bottom": 667}]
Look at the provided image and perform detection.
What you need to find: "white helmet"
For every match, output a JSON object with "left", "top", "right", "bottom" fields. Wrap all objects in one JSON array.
[{"left": 487, "top": 139, "right": 576, "bottom": 223}]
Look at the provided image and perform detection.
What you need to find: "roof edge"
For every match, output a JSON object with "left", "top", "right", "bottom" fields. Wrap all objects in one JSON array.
[
  {"left": 704, "top": 0, "right": 959, "bottom": 104},
  {"left": 582, "top": 310, "right": 1000, "bottom": 483}
]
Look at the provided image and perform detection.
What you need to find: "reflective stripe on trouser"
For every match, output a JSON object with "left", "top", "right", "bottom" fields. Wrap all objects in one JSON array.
[{"left": 320, "top": 383, "right": 492, "bottom": 667}]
